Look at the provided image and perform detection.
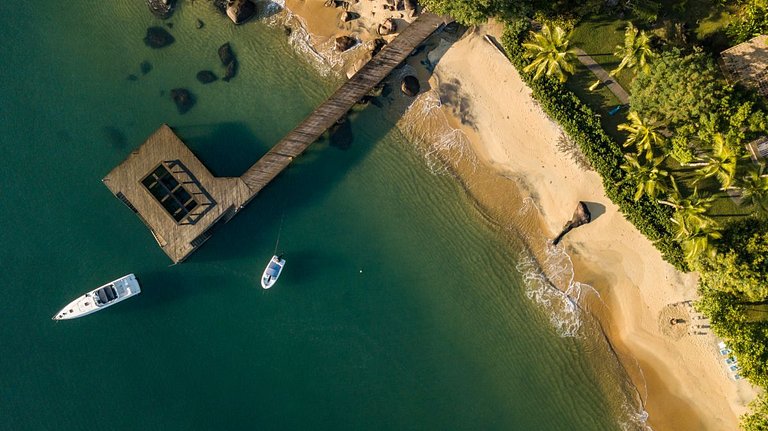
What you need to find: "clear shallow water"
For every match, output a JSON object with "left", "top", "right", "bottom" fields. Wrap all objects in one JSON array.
[{"left": 0, "top": 1, "right": 627, "bottom": 429}]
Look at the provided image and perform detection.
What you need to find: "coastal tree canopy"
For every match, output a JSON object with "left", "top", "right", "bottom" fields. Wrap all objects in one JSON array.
[
  {"left": 630, "top": 50, "right": 725, "bottom": 127},
  {"left": 522, "top": 24, "right": 577, "bottom": 83},
  {"left": 697, "top": 219, "right": 768, "bottom": 301}
]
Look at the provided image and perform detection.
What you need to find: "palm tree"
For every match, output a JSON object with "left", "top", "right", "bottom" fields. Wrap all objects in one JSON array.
[
  {"left": 522, "top": 24, "right": 577, "bottom": 83},
  {"left": 659, "top": 178, "right": 718, "bottom": 232},
  {"left": 739, "top": 163, "right": 768, "bottom": 216},
  {"left": 618, "top": 111, "right": 665, "bottom": 161},
  {"left": 610, "top": 22, "right": 653, "bottom": 76},
  {"left": 620, "top": 154, "right": 668, "bottom": 201},
  {"left": 678, "top": 222, "right": 722, "bottom": 261},
  {"left": 694, "top": 133, "right": 739, "bottom": 190}
]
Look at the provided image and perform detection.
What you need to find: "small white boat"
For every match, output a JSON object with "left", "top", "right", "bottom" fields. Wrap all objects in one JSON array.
[
  {"left": 261, "top": 255, "right": 285, "bottom": 289},
  {"left": 53, "top": 274, "right": 141, "bottom": 320}
]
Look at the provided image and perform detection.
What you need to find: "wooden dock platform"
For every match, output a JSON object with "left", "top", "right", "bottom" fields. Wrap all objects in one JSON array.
[
  {"left": 104, "top": 13, "right": 447, "bottom": 263},
  {"left": 240, "top": 13, "right": 447, "bottom": 194}
]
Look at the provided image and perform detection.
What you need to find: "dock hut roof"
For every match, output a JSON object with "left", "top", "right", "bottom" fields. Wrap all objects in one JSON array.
[{"left": 102, "top": 124, "right": 251, "bottom": 263}]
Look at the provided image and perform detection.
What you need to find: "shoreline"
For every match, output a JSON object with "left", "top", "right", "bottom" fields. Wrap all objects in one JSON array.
[
  {"left": 419, "top": 24, "right": 758, "bottom": 430},
  {"left": 274, "top": 3, "right": 758, "bottom": 429}
]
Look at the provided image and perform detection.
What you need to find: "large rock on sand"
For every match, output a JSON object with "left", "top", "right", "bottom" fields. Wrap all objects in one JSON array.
[
  {"left": 146, "top": 0, "right": 174, "bottom": 19},
  {"left": 552, "top": 201, "right": 592, "bottom": 245},
  {"left": 377, "top": 18, "right": 397, "bottom": 36},
  {"left": 401, "top": 75, "right": 420, "bottom": 96},
  {"left": 143, "top": 27, "right": 175, "bottom": 48},
  {"left": 404, "top": 0, "right": 418, "bottom": 17},
  {"left": 226, "top": 0, "right": 258, "bottom": 24},
  {"left": 170, "top": 88, "right": 196, "bottom": 114},
  {"left": 335, "top": 36, "right": 357, "bottom": 52}
]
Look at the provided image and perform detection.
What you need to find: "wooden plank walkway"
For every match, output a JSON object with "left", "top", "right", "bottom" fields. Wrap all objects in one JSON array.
[
  {"left": 240, "top": 13, "right": 447, "bottom": 193},
  {"left": 574, "top": 48, "right": 630, "bottom": 104}
]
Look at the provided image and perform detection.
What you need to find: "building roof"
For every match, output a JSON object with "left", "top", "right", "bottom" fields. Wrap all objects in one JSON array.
[
  {"left": 721, "top": 35, "right": 768, "bottom": 97},
  {"left": 102, "top": 125, "right": 251, "bottom": 263}
]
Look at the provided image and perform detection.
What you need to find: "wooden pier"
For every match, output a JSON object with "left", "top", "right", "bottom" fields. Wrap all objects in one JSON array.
[
  {"left": 240, "top": 13, "right": 447, "bottom": 194},
  {"left": 104, "top": 13, "right": 447, "bottom": 263}
]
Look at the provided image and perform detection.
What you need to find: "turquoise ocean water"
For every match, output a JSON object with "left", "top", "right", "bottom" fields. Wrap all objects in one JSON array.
[{"left": 0, "top": 1, "right": 636, "bottom": 429}]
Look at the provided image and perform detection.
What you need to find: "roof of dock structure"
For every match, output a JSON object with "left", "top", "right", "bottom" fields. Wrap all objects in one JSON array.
[
  {"left": 721, "top": 35, "right": 768, "bottom": 97},
  {"left": 103, "top": 124, "right": 252, "bottom": 263}
]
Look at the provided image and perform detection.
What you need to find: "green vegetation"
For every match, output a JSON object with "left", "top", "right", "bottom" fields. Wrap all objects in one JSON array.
[
  {"left": 610, "top": 22, "right": 653, "bottom": 76},
  {"left": 522, "top": 24, "right": 577, "bottom": 82},
  {"left": 629, "top": 50, "right": 724, "bottom": 127},
  {"left": 726, "top": 0, "right": 768, "bottom": 43},
  {"left": 429, "top": 0, "right": 768, "bottom": 427}
]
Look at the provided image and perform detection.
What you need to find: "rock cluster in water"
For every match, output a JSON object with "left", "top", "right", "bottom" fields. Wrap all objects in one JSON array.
[
  {"left": 143, "top": 27, "right": 175, "bottom": 49},
  {"left": 170, "top": 88, "right": 196, "bottom": 114},
  {"left": 218, "top": 42, "right": 238, "bottom": 82},
  {"left": 196, "top": 70, "right": 219, "bottom": 84}
]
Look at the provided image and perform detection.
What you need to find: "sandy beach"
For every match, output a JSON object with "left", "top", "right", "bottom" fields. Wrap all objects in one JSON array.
[
  {"left": 421, "top": 24, "right": 759, "bottom": 430},
  {"left": 278, "top": 3, "right": 758, "bottom": 429}
]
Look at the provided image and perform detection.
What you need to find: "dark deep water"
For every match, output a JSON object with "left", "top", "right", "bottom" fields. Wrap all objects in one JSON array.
[{"left": 0, "top": 1, "right": 627, "bottom": 429}]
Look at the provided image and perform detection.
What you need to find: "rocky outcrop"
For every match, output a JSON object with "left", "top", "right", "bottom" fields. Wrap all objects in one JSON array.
[
  {"left": 226, "top": 0, "right": 257, "bottom": 24},
  {"left": 218, "top": 42, "right": 238, "bottom": 82},
  {"left": 404, "top": 0, "right": 418, "bottom": 17},
  {"left": 401, "top": 75, "right": 419, "bottom": 96},
  {"left": 324, "top": 0, "right": 349, "bottom": 9},
  {"left": 196, "top": 19, "right": 205, "bottom": 29},
  {"left": 335, "top": 36, "right": 356, "bottom": 52},
  {"left": 341, "top": 11, "right": 359, "bottom": 22},
  {"left": 196, "top": 70, "right": 218, "bottom": 84},
  {"left": 377, "top": 18, "right": 397, "bottom": 36},
  {"left": 146, "top": 0, "right": 174, "bottom": 19},
  {"left": 552, "top": 201, "right": 592, "bottom": 245},
  {"left": 170, "top": 88, "right": 196, "bottom": 114},
  {"left": 371, "top": 38, "right": 387, "bottom": 56},
  {"left": 143, "top": 27, "right": 175, "bottom": 49}
]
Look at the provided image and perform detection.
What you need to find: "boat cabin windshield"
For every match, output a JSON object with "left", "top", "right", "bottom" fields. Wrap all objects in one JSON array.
[
  {"left": 95, "top": 285, "right": 119, "bottom": 305},
  {"left": 266, "top": 262, "right": 282, "bottom": 277}
]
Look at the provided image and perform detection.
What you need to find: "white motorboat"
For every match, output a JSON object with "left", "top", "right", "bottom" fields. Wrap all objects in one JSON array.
[
  {"left": 261, "top": 255, "right": 285, "bottom": 289},
  {"left": 53, "top": 274, "right": 141, "bottom": 320}
]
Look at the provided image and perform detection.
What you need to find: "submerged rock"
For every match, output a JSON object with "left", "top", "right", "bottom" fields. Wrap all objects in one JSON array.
[
  {"left": 218, "top": 42, "right": 235, "bottom": 66},
  {"left": 196, "top": 70, "right": 218, "bottom": 84},
  {"left": 222, "top": 60, "right": 238, "bottom": 82},
  {"left": 335, "top": 36, "right": 356, "bottom": 52},
  {"left": 227, "top": 0, "right": 257, "bottom": 24},
  {"left": 127, "top": 74, "right": 139, "bottom": 81},
  {"left": 143, "top": 27, "right": 175, "bottom": 49},
  {"left": 552, "top": 201, "right": 592, "bottom": 245},
  {"left": 140, "top": 61, "right": 153, "bottom": 75},
  {"left": 170, "top": 88, "right": 196, "bottom": 114},
  {"left": 146, "top": 0, "right": 174, "bottom": 19},
  {"left": 400, "top": 75, "right": 420, "bottom": 96}
]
